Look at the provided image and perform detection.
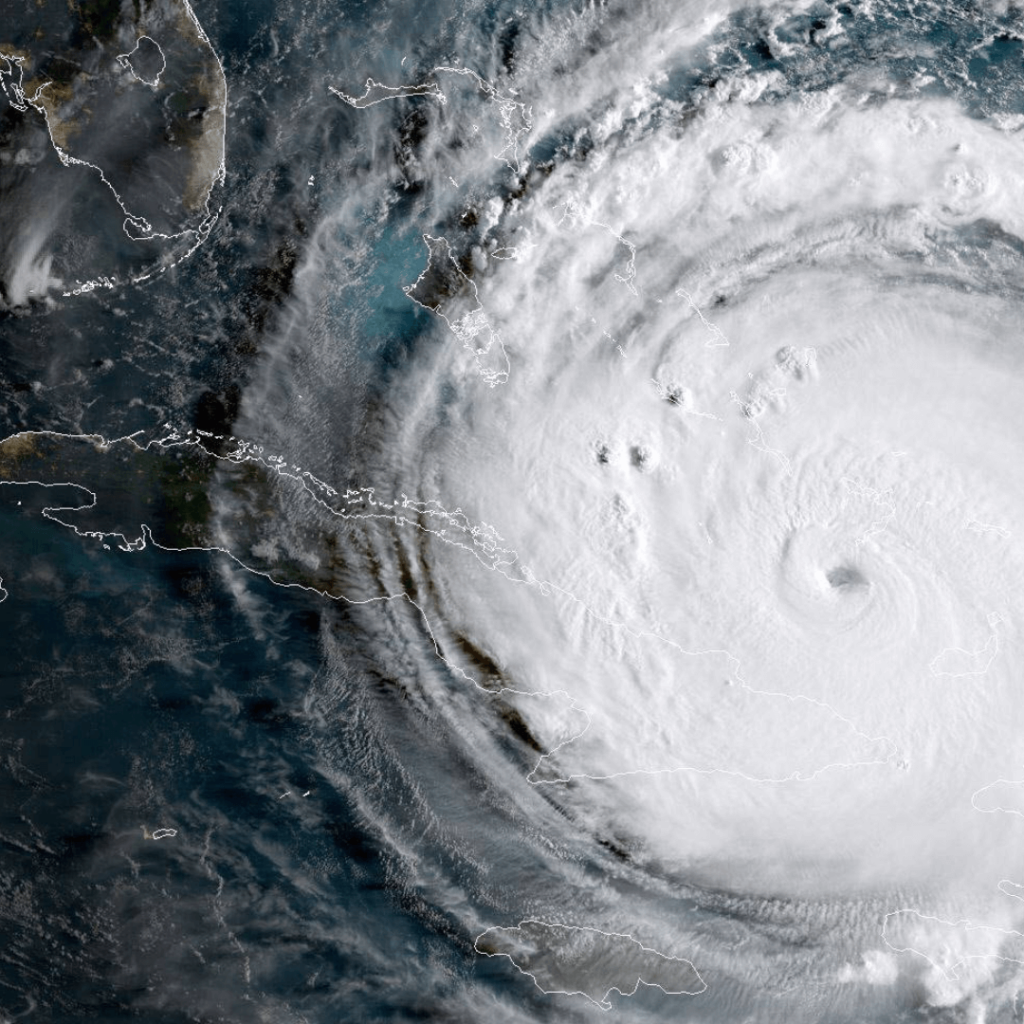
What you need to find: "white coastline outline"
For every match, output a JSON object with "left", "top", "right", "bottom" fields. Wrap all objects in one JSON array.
[
  {"left": 0, "top": 0, "right": 227, "bottom": 299},
  {"left": 1000, "top": 880, "right": 1024, "bottom": 902},
  {"left": 881, "top": 908, "right": 1024, "bottom": 981},
  {"left": 965, "top": 517, "right": 1012, "bottom": 540},
  {"left": 676, "top": 288, "right": 728, "bottom": 347},
  {"left": 0, "top": 430, "right": 591, "bottom": 785},
  {"left": 724, "top": 343, "right": 820, "bottom": 475},
  {"left": 557, "top": 198, "right": 641, "bottom": 297},
  {"left": 403, "top": 233, "right": 511, "bottom": 387},
  {"left": 116, "top": 35, "right": 168, "bottom": 89},
  {"left": 473, "top": 919, "right": 708, "bottom": 1011},
  {"left": 329, "top": 64, "right": 532, "bottom": 174},
  {"left": 928, "top": 631, "right": 1000, "bottom": 678},
  {"left": 0, "top": 427, "right": 901, "bottom": 793},
  {"left": 971, "top": 777, "right": 1024, "bottom": 818},
  {"left": 327, "top": 78, "right": 444, "bottom": 108}
]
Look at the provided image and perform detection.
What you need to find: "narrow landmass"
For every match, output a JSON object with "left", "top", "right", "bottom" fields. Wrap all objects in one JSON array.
[{"left": 475, "top": 920, "right": 706, "bottom": 1010}]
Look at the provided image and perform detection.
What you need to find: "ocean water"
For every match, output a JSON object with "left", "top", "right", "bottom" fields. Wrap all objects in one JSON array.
[{"left": 4, "top": 0, "right": 1024, "bottom": 1020}]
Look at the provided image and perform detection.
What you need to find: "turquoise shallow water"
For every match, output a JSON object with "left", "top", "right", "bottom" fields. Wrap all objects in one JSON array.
[{"left": 3, "top": 0, "right": 1024, "bottom": 1020}]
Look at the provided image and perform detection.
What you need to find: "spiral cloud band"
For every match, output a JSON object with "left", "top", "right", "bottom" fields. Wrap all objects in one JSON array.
[
  {"left": 6, "top": 0, "right": 1024, "bottom": 1019},
  {"left": 264, "top": 0, "right": 1024, "bottom": 1016}
]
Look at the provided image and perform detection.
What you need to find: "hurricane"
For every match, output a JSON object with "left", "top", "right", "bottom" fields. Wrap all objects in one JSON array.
[{"left": 4, "top": 0, "right": 1024, "bottom": 1021}]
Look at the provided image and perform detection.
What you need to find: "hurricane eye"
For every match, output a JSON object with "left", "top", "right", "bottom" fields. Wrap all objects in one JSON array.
[{"left": 825, "top": 564, "right": 867, "bottom": 589}]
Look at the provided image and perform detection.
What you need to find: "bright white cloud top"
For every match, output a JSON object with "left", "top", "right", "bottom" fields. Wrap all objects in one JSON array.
[
  {"left": 304, "top": 4, "right": 1024, "bottom": 1014},
  {"left": 7, "top": 0, "right": 1024, "bottom": 1018}
]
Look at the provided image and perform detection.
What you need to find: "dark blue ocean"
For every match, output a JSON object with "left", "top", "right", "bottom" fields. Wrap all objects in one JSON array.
[{"left": 5, "top": 0, "right": 1024, "bottom": 1020}]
